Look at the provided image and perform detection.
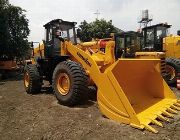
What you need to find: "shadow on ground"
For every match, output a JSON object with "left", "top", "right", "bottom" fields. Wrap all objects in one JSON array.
[{"left": 40, "top": 85, "right": 97, "bottom": 108}]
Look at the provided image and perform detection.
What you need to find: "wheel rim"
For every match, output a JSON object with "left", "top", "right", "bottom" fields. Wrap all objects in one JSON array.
[
  {"left": 57, "top": 73, "right": 70, "bottom": 95},
  {"left": 24, "top": 72, "right": 29, "bottom": 88},
  {"left": 166, "top": 65, "right": 176, "bottom": 81}
]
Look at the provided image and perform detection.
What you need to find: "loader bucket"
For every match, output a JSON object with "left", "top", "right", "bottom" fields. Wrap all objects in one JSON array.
[{"left": 97, "top": 59, "right": 180, "bottom": 133}]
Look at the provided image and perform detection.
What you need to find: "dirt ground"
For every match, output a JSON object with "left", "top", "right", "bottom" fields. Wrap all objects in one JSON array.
[{"left": 0, "top": 74, "right": 180, "bottom": 140}]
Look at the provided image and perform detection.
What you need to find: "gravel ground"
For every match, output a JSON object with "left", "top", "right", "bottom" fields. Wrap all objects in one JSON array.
[{"left": 0, "top": 75, "right": 180, "bottom": 140}]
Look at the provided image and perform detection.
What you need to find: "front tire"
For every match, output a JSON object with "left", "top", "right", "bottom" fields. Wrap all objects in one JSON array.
[
  {"left": 52, "top": 61, "right": 88, "bottom": 106},
  {"left": 24, "top": 64, "right": 42, "bottom": 94},
  {"left": 166, "top": 58, "right": 180, "bottom": 85}
]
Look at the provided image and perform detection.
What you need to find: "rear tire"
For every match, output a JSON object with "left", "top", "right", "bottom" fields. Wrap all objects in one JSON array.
[
  {"left": 165, "top": 58, "right": 180, "bottom": 85},
  {"left": 24, "top": 64, "right": 42, "bottom": 94},
  {"left": 52, "top": 61, "right": 88, "bottom": 106}
]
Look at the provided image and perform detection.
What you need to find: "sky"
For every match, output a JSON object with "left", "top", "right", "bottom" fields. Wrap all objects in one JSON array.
[{"left": 10, "top": 0, "right": 180, "bottom": 42}]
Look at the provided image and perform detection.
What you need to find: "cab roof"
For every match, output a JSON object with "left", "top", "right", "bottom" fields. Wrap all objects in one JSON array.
[
  {"left": 43, "top": 19, "right": 77, "bottom": 30},
  {"left": 115, "top": 31, "right": 142, "bottom": 37},
  {"left": 142, "top": 23, "right": 172, "bottom": 30}
]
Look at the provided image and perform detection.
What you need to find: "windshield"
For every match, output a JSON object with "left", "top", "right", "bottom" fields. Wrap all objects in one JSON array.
[
  {"left": 143, "top": 26, "right": 169, "bottom": 51},
  {"left": 143, "top": 28, "right": 154, "bottom": 50},
  {"left": 47, "top": 24, "right": 77, "bottom": 44},
  {"left": 115, "top": 35, "right": 142, "bottom": 58}
]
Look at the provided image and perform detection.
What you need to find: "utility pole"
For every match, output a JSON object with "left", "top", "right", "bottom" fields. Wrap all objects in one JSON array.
[{"left": 94, "top": 10, "right": 100, "bottom": 20}]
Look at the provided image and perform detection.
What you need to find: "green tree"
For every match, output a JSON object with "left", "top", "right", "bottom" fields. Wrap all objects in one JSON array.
[
  {"left": 0, "top": 0, "right": 9, "bottom": 58},
  {"left": 0, "top": 0, "right": 8, "bottom": 8},
  {"left": 0, "top": 0, "right": 30, "bottom": 60},
  {"left": 78, "top": 19, "right": 122, "bottom": 42}
]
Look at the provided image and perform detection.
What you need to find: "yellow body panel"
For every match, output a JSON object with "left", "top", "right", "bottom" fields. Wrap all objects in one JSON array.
[
  {"left": 163, "top": 35, "right": 180, "bottom": 58},
  {"left": 135, "top": 52, "right": 166, "bottom": 74},
  {"left": 135, "top": 52, "right": 166, "bottom": 59},
  {"left": 33, "top": 43, "right": 45, "bottom": 57}
]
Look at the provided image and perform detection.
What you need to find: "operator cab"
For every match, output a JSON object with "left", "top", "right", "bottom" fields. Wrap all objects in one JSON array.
[
  {"left": 114, "top": 31, "right": 142, "bottom": 59},
  {"left": 36, "top": 19, "right": 77, "bottom": 82},
  {"left": 43, "top": 19, "right": 77, "bottom": 58},
  {"left": 142, "top": 23, "right": 171, "bottom": 51}
]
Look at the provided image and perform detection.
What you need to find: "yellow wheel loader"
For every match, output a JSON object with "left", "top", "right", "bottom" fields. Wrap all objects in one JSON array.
[
  {"left": 142, "top": 23, "right": 180, "bottom": 85},
  {"left": 163, "top": 31, "right": 180, "bottom": 84},
  {"left": 114, "top": 24, "right": 180, "bottom": 85},
  {"left": 114, "top": 31, "right": 168, "bottom": 82},
  {"left": 24, "top": 19, "right": 180, "bottom": 133}
]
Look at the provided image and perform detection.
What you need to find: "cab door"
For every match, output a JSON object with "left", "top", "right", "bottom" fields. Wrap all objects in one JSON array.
[{"left": 44, "top": 28, "right": 54, "bottom": 58}]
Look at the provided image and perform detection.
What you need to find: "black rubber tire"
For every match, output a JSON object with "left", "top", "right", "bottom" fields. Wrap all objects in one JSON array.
[
  {"left": 24, "top": 64, "right": 42, "bottom": 94},
  {"left": 52, "top": 61, "right": 88, "bottom": 106},
  {"left": 165, "top": 58, "right": 180, "bottom": 85},
  {"left": 87, "top": 86, "right": 97, "bottom": 101}
]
